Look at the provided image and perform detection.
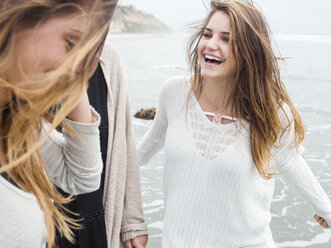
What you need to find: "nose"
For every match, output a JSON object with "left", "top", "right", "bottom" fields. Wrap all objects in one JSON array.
[{"left": 206, "top": 37, "right": 218, "bottom": 50}]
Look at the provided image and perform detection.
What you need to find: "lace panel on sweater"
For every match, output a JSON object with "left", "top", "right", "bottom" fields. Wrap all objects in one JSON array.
[{"left": 189, "top": 109, "right": 236, "bottom": 160}]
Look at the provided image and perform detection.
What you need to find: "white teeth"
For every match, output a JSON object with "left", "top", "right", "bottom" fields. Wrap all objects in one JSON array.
[{"left": 205, "top": 54, "right": 222, "bottom": 62}]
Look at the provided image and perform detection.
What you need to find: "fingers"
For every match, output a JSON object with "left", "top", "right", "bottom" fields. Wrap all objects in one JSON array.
[
  {"left": 132, "top": 235, "right": 148, "bottom": 248},
  {"left": 131, "top": 239, "right": 142, "bottom": 248},
  {"left": 314, "top": 214, "right": 329, "bottom": 228},
  {"left": 124, "top": 240, "right": 133, "bottom": 248}
]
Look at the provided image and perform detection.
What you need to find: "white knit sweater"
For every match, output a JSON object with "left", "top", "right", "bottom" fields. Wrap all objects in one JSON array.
[
  {"left": 0, "top": 109, "right": 102, "bottom": 248},
  {"left": 137, "top": 75, "right": 331, "bottom": 248}
]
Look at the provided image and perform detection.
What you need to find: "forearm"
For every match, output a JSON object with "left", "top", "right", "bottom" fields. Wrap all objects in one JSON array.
[
  {"left": 122, "top": 99, "right": 148, "bottom": 241},
  {"left": 137, "top": 109, "right": 167, "bottom": 165},
  {"left": 66, "top": 87, "right": 93, "bottom": 124},
  {"left": 42, "top": 108, "right": 102, "bottom": 194}
]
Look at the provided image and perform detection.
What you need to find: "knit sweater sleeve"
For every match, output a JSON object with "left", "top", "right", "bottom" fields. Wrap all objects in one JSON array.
[
  {"left": 276, "top": 153, "right": 331, "bottom": 226},
  {"left": 137, "top": 79, "right": 170, "bottom": 165},
  {"left": 41, "top": 108, "right": 103, "bottom": 195},
  {"left": 105, "top": 46, "right": 149, "bottom": 241},
  {"left": 121, "top": 93, "right": 148, "bottom": 242},
  {"left": 272, "top": 105, "right": 331, "bottom": 226}
]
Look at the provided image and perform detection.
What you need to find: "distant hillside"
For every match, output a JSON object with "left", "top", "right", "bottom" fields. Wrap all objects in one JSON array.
[{"left": 109, "top": 5, "right": 171, "bottom": 34}]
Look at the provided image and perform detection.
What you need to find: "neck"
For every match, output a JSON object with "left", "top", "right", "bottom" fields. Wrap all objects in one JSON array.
[{"left": 197, "top": 77, "right": 234, "bottom": 115}]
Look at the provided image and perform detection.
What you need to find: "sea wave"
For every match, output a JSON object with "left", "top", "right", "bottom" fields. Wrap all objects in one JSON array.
[
  {"left": 275, "top": 34, "right": 331, "bottom": 43},
  {"left": 276, "top": 228, "right": 331, "bottom": 247},
  {"left": 152, "top": 64, "right": 187, "bottom": 70},
  {"left": 297, "top": 104, "right": 331, "bottom": 116}
]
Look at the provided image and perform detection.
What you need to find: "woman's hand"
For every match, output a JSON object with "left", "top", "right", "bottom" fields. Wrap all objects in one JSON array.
[
  {"left": 66, "top": 83, "right": 93, "bottom": 123},
  {"left": 314, "top": 214, "right": 329, "bottom": 228},
  {"left": 124, "top": 235, "right": 148, "bottom": 248}
]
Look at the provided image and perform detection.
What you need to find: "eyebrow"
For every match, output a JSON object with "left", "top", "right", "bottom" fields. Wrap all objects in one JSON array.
[
  {"left": 67, "top": 28, "right": 83, "bottom": 40},
  {"left": 205, "top": 27, "right": 230, "bottom": 35},
  {"left": 70, "top": 28, "right": 83, "bottom": 33}
]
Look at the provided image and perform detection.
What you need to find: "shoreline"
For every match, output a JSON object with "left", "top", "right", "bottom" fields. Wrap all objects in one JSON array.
[
  {"left": 107, "top": 32, "right": 331, "bottom": 42},
  {"left": 107, "top": 32, "right": 173, "bottom": 40},
  {"left": 283, "top": 244, "right": 331, "bottom": 248}
]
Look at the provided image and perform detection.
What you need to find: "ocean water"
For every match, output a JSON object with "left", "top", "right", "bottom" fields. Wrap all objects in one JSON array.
[{"left": 107, "top": 33, "right": 331, "bottom": 248}]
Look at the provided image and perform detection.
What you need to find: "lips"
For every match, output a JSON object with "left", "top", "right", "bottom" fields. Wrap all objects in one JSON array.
[{"left": 204, "top": 54, "right": 223, "bottom": 65}]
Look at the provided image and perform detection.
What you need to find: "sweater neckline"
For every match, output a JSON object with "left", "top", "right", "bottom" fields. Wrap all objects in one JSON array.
[
  {"left": 190, "top": 91, "right": 237, "bottom": 131},
  {"left": 0, "top": 175, "right": 36, "bottom": 200}
]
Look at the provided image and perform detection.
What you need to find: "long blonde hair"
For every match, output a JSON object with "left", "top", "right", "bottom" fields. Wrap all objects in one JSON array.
[
  {"left": 187, "top": 0, "right": 305, "bottom": 179},
  {"left": 0, "top": 0, "right": 117, "bottom": 247}
]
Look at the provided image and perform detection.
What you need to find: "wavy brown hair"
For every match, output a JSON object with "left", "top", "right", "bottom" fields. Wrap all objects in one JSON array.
[
  {"left": 187, "top": 0, "right": 305, "bottom": 179},
  {"left": 0, "top": 0, "right": 117, "bottom": 247}
]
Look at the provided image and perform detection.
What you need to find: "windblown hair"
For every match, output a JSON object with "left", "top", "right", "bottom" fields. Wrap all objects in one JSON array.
[
  {"left": 187, "top": 0, "right": 305, "bottom": 179},
  {"left": 0, "top": 0, "right": 117, "bottom": 247}
]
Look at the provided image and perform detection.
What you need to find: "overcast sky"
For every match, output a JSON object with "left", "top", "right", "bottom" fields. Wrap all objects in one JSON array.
[{"left": 120, "top": 0, "right": 331, "bottom": 35}]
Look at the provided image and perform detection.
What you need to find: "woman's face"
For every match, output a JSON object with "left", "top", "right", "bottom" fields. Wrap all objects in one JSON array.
[
  {"left": 197, "top": 10, "right": 237, "bottom": 82},
  {"left": 8, "top": 14, "right": 86, "bottom": 87}
]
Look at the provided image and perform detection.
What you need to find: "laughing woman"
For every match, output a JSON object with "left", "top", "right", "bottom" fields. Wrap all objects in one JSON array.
[
  {"left": 138, "top": 0, "right": 331, "bottom": 247},
  {"left": 0, "top": 1, "right": 117, "bottom": 248}
]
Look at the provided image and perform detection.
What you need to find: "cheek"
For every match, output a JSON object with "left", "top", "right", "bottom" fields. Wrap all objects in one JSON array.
[
  {"left": 8, "top": 37, "right": 37, "bottom": 83},
  {"left": 197, "top": 40, "right": 205, "bottom": 62},
  {"left": 16, "top": 37, "right": 66, "bottom": 75},
  {"left": 34, "top": 39, "right": 67, "bottom": 72},
  {"left": 9, "top": 40, "right": 67, "bottom": 88}
]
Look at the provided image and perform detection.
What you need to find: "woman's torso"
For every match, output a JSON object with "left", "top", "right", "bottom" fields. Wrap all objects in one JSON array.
[
  {"left": 0, "top": 175, "right": 48, "bottom": 248},
  {"left": 160, "top": 76, "right": 276, "bottom": 248}
]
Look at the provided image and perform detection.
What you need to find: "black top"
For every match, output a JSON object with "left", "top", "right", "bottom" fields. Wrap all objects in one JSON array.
[
  {"left": 88, "top": 63, "right": 109, "bottom": 193},
  {"left": 56, "top": 63, "right": 109, "bottom": 248}
]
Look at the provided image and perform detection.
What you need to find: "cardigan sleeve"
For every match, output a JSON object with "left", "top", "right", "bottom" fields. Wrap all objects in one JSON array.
[
  {"left": 137, "top": 80, "right": 169, "bottom": 165},
  {"left": 104, "top": 46, "right": 149, "bottom": 241},
  {"left": 41, "top": 108, "right": 103, "bottom": 195},
  {"left": 121, "top": 93, "right": 148, "bottom": 241}
]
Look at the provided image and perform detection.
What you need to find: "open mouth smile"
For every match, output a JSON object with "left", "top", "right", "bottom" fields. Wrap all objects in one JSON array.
[{"left": 204, "top": 54, "right": 223, "bottom": 65}]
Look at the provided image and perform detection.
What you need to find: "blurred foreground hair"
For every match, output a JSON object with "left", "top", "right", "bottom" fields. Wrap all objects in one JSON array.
[{"left": 0, "top": 0, "right": 117, "bottom": 247}]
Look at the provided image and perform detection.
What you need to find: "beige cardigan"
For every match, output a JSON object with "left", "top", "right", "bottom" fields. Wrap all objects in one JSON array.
[{"left": 100, "top": 43, "right": 148, "bottom": 247}]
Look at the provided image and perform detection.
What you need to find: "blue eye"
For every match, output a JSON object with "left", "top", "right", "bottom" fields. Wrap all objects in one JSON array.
[
  {"left": 203, "top": 33, "right": 212, "bottom": 38},
  {"left": 223, "top": 37, "right": 229, "bottom": 43}
]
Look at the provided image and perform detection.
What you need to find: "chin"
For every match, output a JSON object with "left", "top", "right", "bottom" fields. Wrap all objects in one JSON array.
[{"left": 201, "top": 72, "right": 223, "bottom": 80}]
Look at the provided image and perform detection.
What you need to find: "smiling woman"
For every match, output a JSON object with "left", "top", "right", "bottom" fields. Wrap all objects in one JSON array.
[
  {"left": 0, "top": 1, "right": 117, "bottom": 248},
  {"left": 197, "top": 11, "right": 236, "bottom": 85},
  {"left": 137, "top": 0, "right": 331, "bottom": 247}
]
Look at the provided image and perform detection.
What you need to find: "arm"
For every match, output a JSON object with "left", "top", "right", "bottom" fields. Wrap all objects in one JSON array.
[
  {"left": 273, "top": 105, "right": 331, "bottom": 227},
  {"left": 121, "top": 81, "right": 171, "bottom": 245},
  {"left": 104, "top": 45, "right": 148, "bottom": 245},
  {"left": 276, "top": 152, "right": 331, "bottom": 227},
  {"left": 122, "top": 94, "right": 148, "bottom": 246},
  {"left": 41, "top": 89, "right": 103, "bottom": 195},
  {"left": 66, "top": 87, "right": 93, "bottom": 124},
  {"left": 137, "top": 82, "right": 169, "bottom": 165}
]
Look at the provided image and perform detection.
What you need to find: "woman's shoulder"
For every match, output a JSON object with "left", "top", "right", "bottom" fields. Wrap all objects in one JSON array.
[
  {"left": 100, "top": 42, "right": 122, "bottom": 68},
  {"left": 277, "top": 102, "right": 294, "bottom": 127},
  {"left": 160, "top": 75, "right": 190, "bottom": 97}
]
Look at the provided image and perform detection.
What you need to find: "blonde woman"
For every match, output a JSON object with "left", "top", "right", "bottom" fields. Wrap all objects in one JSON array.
[
  {"left": 0, "top": 1, "right": 117, "bottom": 248},
  {"left": 138, "top": 0, "right": 331, "bottom": 247}
]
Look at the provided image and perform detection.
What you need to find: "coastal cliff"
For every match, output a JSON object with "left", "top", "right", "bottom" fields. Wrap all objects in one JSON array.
[{"left": 109, "top": 5, "right": 171, "bottom": 34}]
